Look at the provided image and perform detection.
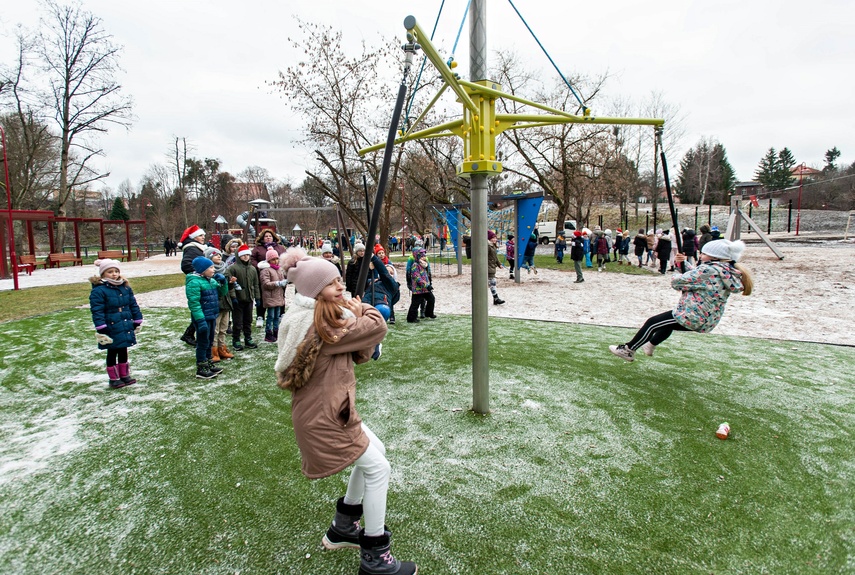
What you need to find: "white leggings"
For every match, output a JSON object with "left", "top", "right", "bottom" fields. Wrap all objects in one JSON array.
[{"left": 343, "top": 423, "right": 391, "bottom": 536}]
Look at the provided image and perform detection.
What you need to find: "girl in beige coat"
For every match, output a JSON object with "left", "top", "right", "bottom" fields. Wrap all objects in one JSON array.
[
  {"left": 258, "top": 247, "right": 287, "bottom": 342},
  {"left": 274, "top": 249, "right": 417, "bottom": 575}
]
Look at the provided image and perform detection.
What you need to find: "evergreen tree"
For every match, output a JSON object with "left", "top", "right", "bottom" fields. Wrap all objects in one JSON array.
[
  {"left": 823, "top": 147, "right": 841, "bottom": 173},
  {"left": 754, "top": 147, "right": 778, "bottom": 189},
  {"left": 714, "top": 144, "right": 736, "bottom": 203},
  {"left": 109, "top": 197, "right": 130, "bottom": 220},
  {"left": 775, "top": 148, "right": 796, "bottom": 189}
]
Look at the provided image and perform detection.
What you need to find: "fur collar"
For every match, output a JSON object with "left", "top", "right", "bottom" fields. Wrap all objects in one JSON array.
[
  {"left": 89, "top": 275, "right": 128, "bottom": 286},
  {"left": 274, "top": 292, "right": 355, "bottom": 384}
]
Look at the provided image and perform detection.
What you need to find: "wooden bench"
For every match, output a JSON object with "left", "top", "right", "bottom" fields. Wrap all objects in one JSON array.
[
  {"left": 47, "top": 252, "right": 83, "bottom": 268},
  {"left": 97, "top": 250, "right": 128, "bottom": 261},
  {"left": 17, "top": 254, "right": 48, "bottom": 274},
  {"left": 134, "top": 248, "right": 148, "bottom": 261}
]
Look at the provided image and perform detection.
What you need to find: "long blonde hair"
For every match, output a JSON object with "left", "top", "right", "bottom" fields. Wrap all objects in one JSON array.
[
  {"left": 734, "top": 263, "right": 753, "bottom": 296},
  {"left": 313, "top": 298, "right": 347, "bottom": 344}
]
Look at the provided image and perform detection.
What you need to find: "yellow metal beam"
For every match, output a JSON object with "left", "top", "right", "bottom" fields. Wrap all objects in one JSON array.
[{"left": 359, "top": 14, "right": 665, "bottom": 176}]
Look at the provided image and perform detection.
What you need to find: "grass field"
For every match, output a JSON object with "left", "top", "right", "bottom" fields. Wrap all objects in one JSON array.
[{"left": 0, "top": 304, "right": 853, "bottom": 574}]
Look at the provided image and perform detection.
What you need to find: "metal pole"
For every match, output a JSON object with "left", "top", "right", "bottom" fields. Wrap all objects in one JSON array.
[
  {"left": 795, "top": 165, "right": 804, "bottom": 235},
  {"left": 1, "top": 127, "right": 19, "bottom": 289},
  {"left": 469, "top": 0, "right": 490, "bottom": 415},
  {"left": 355, "top": 39, "right": 418, "bottom": 298},
  {"left": 656, "top": 128, "right": 684, "bottom": 271},
  {"left": 787, "top": 199, "right": 792, "bottom": 233},
  {"left": 767, "top": 197, "right": 773, "bottom": 234}
]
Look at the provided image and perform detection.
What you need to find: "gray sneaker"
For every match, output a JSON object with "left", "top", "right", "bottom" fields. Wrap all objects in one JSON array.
[
  {"left": 609, "top": 344, "right": 635, "bottom": 362},
  {"left": 641, "top": 342, "right": 656, "bottom": 357}
]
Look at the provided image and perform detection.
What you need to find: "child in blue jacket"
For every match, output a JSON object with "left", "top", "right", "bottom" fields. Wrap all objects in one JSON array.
[
  {"left": 186, "top": 257, "right": 229, "bottom": 379},
  {"left": 89, "top": 259, "right": 143, "bottom": 388}
]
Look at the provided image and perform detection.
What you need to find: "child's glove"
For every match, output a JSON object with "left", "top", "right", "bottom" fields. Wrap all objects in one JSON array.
[
  {"left": 277, "top": 280, "right": 288, "bottom": 288},
  {"left": 95, "top": 332, "right": 113, "bottom": 345},
  {"left": 213, "top": 273, "right": 226, "bottom": 283},
  {"left": 134, "top": 323, "right": 142, "bottom": 335}
]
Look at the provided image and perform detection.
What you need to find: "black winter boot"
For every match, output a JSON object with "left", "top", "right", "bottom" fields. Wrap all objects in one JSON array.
[
  {"left": 358, "top": 529, "right": 417, "bottom": 575},
  {"left": 493, "top": 296, "right": 505, "bottom": 305},
  {"left": 322, "top": 497, "right": 363, "bottom": 550},
  {"left": 232, "top": 339, "right": 244, "bottom": 351},
  {"left": 244, "top": 337, "right": 258, "bottom": 349},
  {"left": 196, "top": 362, "right": 218, "bottom": 379},
  {"left": 207, "top": 360, "right": 223, "bottom": 375},
  {"left": 180, "top": 324, "right": 197, "bottom": 347}
]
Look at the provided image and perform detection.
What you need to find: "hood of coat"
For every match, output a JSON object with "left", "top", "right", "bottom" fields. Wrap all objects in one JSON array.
[{"left": 257, "top": 260, "right": 270, "bottom": 270}]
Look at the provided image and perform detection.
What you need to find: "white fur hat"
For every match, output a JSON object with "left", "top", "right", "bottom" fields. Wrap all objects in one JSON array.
[{"left": 702, "top": 239, "right": 746, "bottom": 262}]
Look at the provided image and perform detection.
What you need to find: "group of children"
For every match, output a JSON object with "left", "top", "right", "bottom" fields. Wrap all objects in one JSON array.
[{"left": 88, "top": 218, "right": 753, "bottom": 575}]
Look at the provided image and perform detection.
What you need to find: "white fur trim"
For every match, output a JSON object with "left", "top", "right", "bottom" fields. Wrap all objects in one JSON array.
[
  {"left": 189, "top": 228, "right": 205, "bottom": 239},
  {"left": 238, "top": 248, "right": 252, "bottom": 256},
  {"left": 274, "top": 293, "right": 355, "bottom": 376},
  {"left": 257, "top": 261, "right": 270, "bottom": 270}
]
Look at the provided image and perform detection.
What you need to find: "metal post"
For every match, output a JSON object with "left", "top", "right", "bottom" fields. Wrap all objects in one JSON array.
[
  {"left": 795, "top": 165, "right": 804, "bottom": 236},
  {"left": 787, "top": 199, "right": 793, "bottom": 233},
  {"left": 1, "top": 127, "right": 20, "bottom": 289},
  {"left": 708, "top": 203, "right": 712, "bottom": 225},
  {"left": 469, "top": 0, "right": 490, "bottom": 415},
  {"left": 767, "top": 198, "right": 773, "bottom": 234},
  {"left": 747, "top": 203, "right": 752, "bottom": 234}
]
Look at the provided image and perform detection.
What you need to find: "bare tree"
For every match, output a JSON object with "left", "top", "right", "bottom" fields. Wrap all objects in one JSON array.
[
  {"left": 491, "top": 50, "right": 613, "bottom": 228},
  {"left": 270, "top": 18, "right": 402, "bottom": 240},
  {"left": 0, "top": 29, "right": 60, "bottom": 210},
  {"left": 38, "top": 0, "right": 133, "bottom": 226},
  {"left": 610, "top": 91, "right": 685, "bottom": 212}
]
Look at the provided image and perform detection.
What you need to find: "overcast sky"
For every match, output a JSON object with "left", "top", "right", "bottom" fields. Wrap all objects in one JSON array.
[{"left": 2, "top": 0, "right": 854, "bottom": 193}]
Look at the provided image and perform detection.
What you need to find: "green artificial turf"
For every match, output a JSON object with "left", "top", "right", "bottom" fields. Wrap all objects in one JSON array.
[{"left": 0, "top": 310, "right": 852, "bottom": 574}]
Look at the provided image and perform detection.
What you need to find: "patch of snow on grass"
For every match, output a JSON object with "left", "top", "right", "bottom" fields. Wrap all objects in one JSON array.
[{"left": 0, "top": 411, "right": 83, "bottom": 486}]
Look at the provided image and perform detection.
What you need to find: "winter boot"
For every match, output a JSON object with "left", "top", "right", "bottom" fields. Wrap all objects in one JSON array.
[
  {"left": 321, "top": 497, "right": 363, "bottom": 550},
  {"left": 207, "top": 360, "right": 223, "bottom": 375},
  {"left": 358, "top": 530, "right": 417, "bottom": 575},
  {"left": 180, "top": 324, "right": 197, "bottom": 347},
  {"left": 218, "top": 345, "right": 234, "bottom": 359},
  {"left": 232, "top": 339, "right": 244, "bottom": 351},
  {"left": 264, "top": 329, "right": 276, "bottom": 343},
  {"left": 244, "top": 337, "right": 258, "bottom": 349},
  {"left": 211, "top": 346, "right": 221, "bottom": 363},
  {"left": 117, "top": 362, "right": 137, "bottom": 385},
  {"left": 493, "top": 296, "right": 505, "bottom": 305},
  {"left": 106, "top": 365, "right": 126, "bottom": 389},
  {"left": 196, "top": 362, "right": 218, "bottom": 379}
]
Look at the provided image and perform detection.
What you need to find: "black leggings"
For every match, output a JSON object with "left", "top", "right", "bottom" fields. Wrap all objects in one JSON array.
[
  {"left": 625, "top": 310, "right": 689, "bottom": 351},
  {"left": 106, "top": 348, "right": 129, "bottom": 367}
]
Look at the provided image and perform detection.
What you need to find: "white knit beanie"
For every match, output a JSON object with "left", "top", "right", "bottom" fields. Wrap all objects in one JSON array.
[
  {"left": 94, "top": 258, "right": 122, "bottom": 276},
  {"left": 702, "top": 239, "right": 745, "bottom": 262}
]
